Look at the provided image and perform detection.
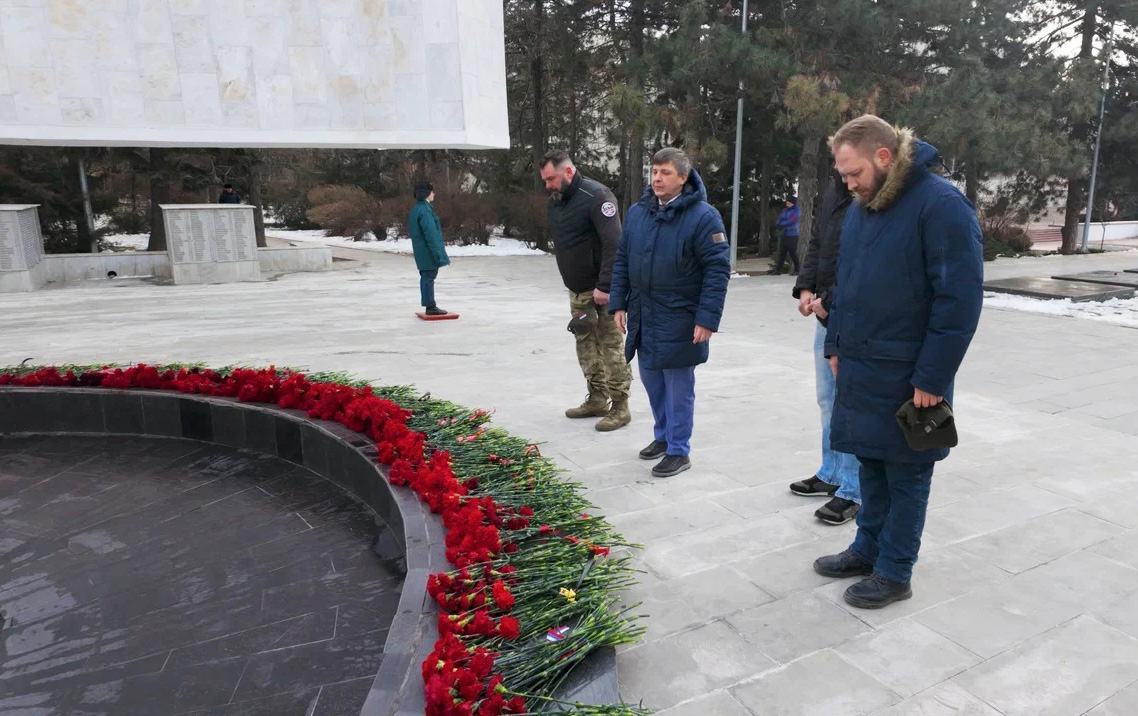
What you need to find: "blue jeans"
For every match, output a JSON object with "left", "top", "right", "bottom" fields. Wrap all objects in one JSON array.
[
  {"left": 849, "top": 458, "right": 934, "bottom": 583},
  {"left": 638, "top": 363, "right": 696, "bottom": 456},
  {"left": 419, "top": 269, "right": 438, "bottom": 308},
  {"left": 815, "top": 322, "right": 861, "bottom": 503}
]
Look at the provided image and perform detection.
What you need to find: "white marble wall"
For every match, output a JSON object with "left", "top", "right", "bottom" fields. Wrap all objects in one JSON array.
[{"left": 0, "top": 0, "right": 508, "bottom": 149}]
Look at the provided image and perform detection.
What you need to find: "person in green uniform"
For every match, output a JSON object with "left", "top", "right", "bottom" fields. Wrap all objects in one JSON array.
[{"left": 408, "top": 180, "right": 450, "bottom": 315}]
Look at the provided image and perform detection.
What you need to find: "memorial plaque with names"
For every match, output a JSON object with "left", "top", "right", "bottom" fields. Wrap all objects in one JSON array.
[
  {"left": 19, "top": 210, "right": 41, "bottom": 266},
  {"left": 167, "top": 209, "right": 215, "bottom": 264},
  {"left": 211, "top": 210, "right": 236, "bottom": 262},
  {"left": 0, "top": 213, "right": 19, "bottom": 271},
  {"left": 162, "top": 205, "right": 261, "bottom": 284},
  {"left": 231, "top": 210, "right": 254, "bottom": 262}
]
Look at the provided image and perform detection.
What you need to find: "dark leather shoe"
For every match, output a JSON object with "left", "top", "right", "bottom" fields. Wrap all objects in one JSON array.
[
  {"left": 652, "top": 454, "right": 690, "bottom": 478},
  {"left": 813, "top": 550, "right": 874, "bottom": 579},
  {"left": 639, "top": 440, "right": 667, "bottom": 460},
  {"left": 844, "top": 575, "right": 913, "bottom": 609},
  {"left": 425, "top": 306, "right": 447, "bottom": 316}
]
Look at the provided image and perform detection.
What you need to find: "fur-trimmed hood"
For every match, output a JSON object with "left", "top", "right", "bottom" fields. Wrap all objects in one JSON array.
[{"left": 865, "top": 127, "right": 943, "bottom": 212}]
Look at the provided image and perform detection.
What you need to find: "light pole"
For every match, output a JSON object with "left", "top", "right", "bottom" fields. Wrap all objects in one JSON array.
[
  {"left": 728, "top": 0, "right": 748, "bottom": 273},
  {"left": 1080, "top": 23, "right": 1114, "bottom": 253}
]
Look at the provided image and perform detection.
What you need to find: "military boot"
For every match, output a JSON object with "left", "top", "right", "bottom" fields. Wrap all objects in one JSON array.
[
  {"left": 595, "top": 399, "right": 631, "bottom": 432},
  {"left": 565, "top": 394, "right": 610, "bottom": 419}
]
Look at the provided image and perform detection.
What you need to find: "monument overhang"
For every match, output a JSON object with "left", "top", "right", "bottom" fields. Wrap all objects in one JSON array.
[{"left": 0, "top": 0, "right": 509, "bottom": 150}]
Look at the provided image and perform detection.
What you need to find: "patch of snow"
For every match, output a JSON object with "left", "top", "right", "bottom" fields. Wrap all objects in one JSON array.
[
  {"left": 269, "top": 229, "right": 548, "bottom": 257},
  {"left": 984, "top": 291, "right": 1138, "bottom": 328},
  {"left": 102, "top": 233, "right": 151, "bottom": 251}
]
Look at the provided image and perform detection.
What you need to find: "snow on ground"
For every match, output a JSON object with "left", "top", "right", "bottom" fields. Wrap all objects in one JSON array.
[
  {"left": 267, "top": 229, "right": 547, "bottom": 257},
  {"left": 984, "top": 291, "right": 1138, "bottom": 328}
]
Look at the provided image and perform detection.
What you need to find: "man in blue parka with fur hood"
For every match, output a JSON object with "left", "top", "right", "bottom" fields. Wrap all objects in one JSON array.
[
  {"left": 609, "top": 148, "right": 731, "bottom": 478},
  {"left": 813, "top": 115, "right": 983, "bottom": 609}
]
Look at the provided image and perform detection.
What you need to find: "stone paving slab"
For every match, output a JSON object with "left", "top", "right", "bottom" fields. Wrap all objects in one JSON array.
[
  {"left": 1052, "top": 269, "right": 1138, "bottom": 287},
  {"left": 984, "top": 276, "right": 1136, "bottom": 301},
  {"left": 6, "top": 251, "right": 1138, "bottom": 713}
]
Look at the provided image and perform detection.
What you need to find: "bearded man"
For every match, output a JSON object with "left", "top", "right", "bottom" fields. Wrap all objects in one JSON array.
[{"left": 811, "top": 115, "right": 984, "bottom": 609}]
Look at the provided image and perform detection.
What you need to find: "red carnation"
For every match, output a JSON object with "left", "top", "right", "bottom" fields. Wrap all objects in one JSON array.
[
  {"left": 497, "top": 616, "right": 521, "bottom": 640},
  {"left": 491, "top": 580, "right": 515, "bottom": 611}
]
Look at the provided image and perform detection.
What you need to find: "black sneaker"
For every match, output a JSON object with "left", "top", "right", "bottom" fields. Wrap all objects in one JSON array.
[
  {"left": 425, "top": 306, "right": 448, "bottom": 316},
  {"left": 789, "top": 476, "right": 838, "bottom": 496},
  {"left": 639, "top": 440, "right": 667, "bottom": 461},
  {"left": 652, "top": 454, "right": 691, "bottom": 478},
  {"left": 813, "top": 550, "right": 874, "bottom": 579},
  {"left": 844, "top": 574, "right": 913, "bottom": 609},
  {"left": 815, "top": 497, "right": 860, "bottom": 525}
]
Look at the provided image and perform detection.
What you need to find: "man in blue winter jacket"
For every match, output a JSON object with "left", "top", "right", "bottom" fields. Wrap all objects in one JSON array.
[
  {"left": 772, "top": 196, "right": 801, "bottom": 275},
  {"left": 609, "top": 148, "right": 731, "bottom": 478},
  {"left": 813, "top": 115, "right": 983, "bottom": 608}
]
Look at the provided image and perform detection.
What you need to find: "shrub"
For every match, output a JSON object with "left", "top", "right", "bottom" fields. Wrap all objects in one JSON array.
[
  {"left": 306, "top": 185, "right": 389, "bottom": 240},
  {"left": 500, "top": 194, "right": 550, "bottom": 251},
  {"left": 980, "top": 210, "right": 1032, "bottom": 261}
]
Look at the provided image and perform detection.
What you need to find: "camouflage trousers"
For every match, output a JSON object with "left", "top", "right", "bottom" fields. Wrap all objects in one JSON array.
[{"left": 569, "top": 290, "right": 631, "bottom": 404}]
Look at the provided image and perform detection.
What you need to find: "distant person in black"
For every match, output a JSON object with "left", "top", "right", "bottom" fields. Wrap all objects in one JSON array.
[{"left": 218, "top": 184, "right": 241, "bottom": 204}]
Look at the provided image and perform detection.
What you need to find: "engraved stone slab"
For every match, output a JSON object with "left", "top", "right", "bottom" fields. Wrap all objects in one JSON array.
[
  {"left": 162, "top": 204, "right": 261, "bottom": 285},
  {"left": 1052, "top": 271, "right": 1138, "bottom": 289},
  {"left": 0, "top": 204, "right": 45, "bottom": 292},
  {"left": 984, "top": 277, "right": 1135, "bottom": 303}
]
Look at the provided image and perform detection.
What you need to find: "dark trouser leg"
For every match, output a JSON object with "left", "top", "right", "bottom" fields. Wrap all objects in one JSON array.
[
  {"left": 849, "top": 458, "right": 888, "bottom": 566},
  {"left": 420, "top": 269, "right": 438, "bottom": 308},
  {"left": 873, "top": 461, "right": 934, "bottom": 582}
]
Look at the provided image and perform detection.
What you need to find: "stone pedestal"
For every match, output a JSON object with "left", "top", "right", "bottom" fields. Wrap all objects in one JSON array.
[
  {"left": 161, "top": 205, "right": 262, "bottom": 285},
  {"left": 0, "top": 205, "right": 45, "bottom": 293}
]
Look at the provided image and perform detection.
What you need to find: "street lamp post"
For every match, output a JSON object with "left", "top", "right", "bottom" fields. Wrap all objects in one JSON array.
[
  {"left": 1080, "top": 23, "right": 1114, "bottom": 253},
  {"left": 728, "top": 0, "right": 749, "bottom": 273}
]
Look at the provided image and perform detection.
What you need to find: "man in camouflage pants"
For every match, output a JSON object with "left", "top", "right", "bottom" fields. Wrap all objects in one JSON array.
[{"left": 541, "top": 150, "right": 632, "bottom": 432}]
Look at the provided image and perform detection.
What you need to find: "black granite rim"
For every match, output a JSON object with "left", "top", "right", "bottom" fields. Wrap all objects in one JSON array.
[
  {"left": 0, "top": 386, "right": 444, "bottom": 716},
  {"left": 0, "top": 386, "right": 621, "bottom": 714}
]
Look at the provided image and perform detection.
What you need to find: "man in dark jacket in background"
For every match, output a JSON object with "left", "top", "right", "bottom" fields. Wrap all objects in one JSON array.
[
  {"left": 772, "top": 196, "right": 800, "bottom": 274},
  {"left": 790, "top": 169, "right": 861, "bottom": 526},
  {"left": 542, "top": 150, "right": 632, "bottom": 432},
  {"left": 814, "top": 115, "right": 983, "bottom": 609},
  {"left": 610, "top": 148, "right": 731, "bottom": 478},
  {"left": 218, "top": 183, "right": 241, "bottom": 204},
  {"left": 408, "top": 180, "right": 450, "bottom": 316}
]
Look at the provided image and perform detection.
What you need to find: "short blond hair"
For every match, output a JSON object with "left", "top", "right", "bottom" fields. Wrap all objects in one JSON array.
[{"left": 829, "top": 115, "right": 898, "bottom": 156}]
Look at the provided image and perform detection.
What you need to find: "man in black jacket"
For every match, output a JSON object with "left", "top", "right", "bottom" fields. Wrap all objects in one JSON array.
[
  {"left": 218, "top": 184, "right": 241, "bottom": 204},
  {"left": 789, "top": 169, "right": 861, "bottom": 525},
  {"left": 541, "top": 150, "right": 631, "bottom": 432}
]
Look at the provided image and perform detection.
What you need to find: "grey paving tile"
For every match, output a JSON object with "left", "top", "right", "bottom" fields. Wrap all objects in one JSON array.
[
  {"left": 956, "top": 508, "right": 1123, "bottom": 573},
  {"left": 617, "top": 620, "right": 776, "bottom": 710},
  {"left": 656, "top": 689, "right": 754, "bottom": 716},
  {"left": 872, "top": 682, "right": 1005, "bottom": 716},
  {"left": 954, "top": 615, "right": 1138, "bottom": 716},
  {"left": 726, "top": 590, "right": 870, "bottom": 664},
  {"left": 731, "top": 649, "right": 900, "bottom": 716},
  {"left": 834, "top": 619, "right": 981, "bottom": 697},
  {"left": 636, "top": 565, "right": 775, "bottom": 643}
]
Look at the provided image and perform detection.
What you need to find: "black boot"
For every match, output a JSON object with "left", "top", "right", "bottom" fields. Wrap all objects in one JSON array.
[
  {"left": 652, "top": 454, "right": 691, "bottom": 478},
  {"left": 425, "top": 306, "right": 447, "bottom": 316},
  {"left": 844, "top": 574, "right": 913, "bottom": 609},
  {"left": 639, "top": 440, "right": 667, "bottom": 460},
  {"left": 813, "top": 550, "right": 874, "bottom": 578}
]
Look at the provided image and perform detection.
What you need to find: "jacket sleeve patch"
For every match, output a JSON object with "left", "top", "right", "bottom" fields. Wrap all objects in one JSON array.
[
  {"left": 600, "top": 201, "right": 617, "bottom": 218},
  {"left": 711, "top": 232, "right": 727, "bottom": 243}
]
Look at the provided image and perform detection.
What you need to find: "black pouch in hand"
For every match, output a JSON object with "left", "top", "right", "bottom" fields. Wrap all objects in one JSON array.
[
  {"left": 567, "top": 302, "right": 598, "bottom": 335},
  {"left": 895, "top": 399, "right": 958, "bottom": 451}
]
